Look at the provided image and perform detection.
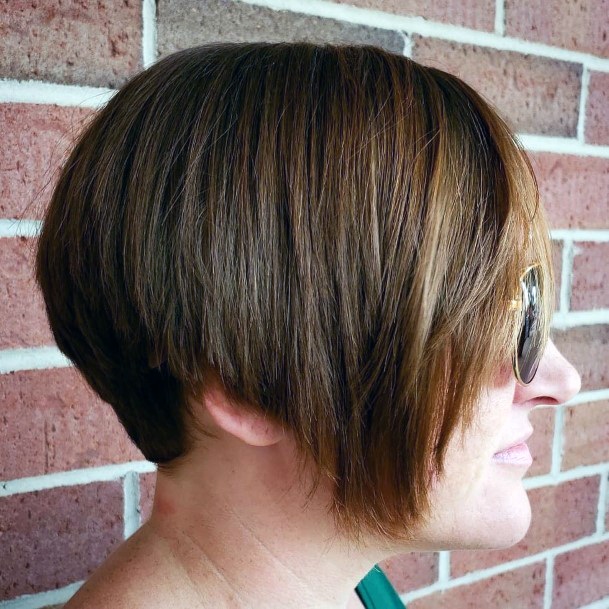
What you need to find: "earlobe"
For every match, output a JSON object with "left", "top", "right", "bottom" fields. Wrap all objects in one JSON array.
[{"left": 201, "top": 374, "right": 284, "bottom": 447}]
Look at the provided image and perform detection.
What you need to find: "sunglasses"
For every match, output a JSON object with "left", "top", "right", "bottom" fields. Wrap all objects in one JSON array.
[{"left": 510, "top": 264, "right": 546, "bottom": 385}]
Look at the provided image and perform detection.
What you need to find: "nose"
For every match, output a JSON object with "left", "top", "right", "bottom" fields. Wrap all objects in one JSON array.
[{"left": 515, "top": 338, "right": 581, "bottom": 406}]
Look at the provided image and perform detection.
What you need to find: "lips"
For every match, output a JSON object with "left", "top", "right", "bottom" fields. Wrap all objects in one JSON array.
[{"left": 494, "top": 429, "right": 533, "bottom": 455}]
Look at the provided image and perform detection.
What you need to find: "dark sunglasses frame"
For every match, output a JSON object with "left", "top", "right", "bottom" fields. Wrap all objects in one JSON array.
[{"left": 510, "top": 264, "right": 545, "bottom": 386}]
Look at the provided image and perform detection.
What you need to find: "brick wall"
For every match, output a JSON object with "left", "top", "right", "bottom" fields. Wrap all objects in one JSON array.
[{"left": 1, "top": 1, "right": 608, "bottom": 607}]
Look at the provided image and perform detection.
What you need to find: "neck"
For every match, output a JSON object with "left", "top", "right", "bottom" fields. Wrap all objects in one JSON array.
[{"left": 144, "top": 434, "right": 388, "bottom": 608}]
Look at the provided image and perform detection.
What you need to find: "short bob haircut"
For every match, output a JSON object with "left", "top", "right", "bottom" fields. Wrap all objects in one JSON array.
[{"left": 35, "top": 42, "right": 553, "bottom": 543}]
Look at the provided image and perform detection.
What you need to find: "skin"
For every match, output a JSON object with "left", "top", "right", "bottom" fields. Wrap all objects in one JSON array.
[{"left": 65, "top": 339, "right": 580, "bottom": 609}]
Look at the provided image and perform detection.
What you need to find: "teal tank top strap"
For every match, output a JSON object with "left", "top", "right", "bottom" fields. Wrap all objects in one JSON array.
[{"left": 355, "top": 565, "right": 405, "bottom": 608}]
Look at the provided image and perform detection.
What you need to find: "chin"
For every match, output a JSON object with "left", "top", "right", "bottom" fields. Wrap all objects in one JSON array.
[{"left": 465, "top": 486, "right": 533, "bottom": 550}]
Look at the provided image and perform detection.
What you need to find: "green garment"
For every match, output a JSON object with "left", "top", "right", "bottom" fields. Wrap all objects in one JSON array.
[{"left": 355, "top": 565, "right": 404, "bottom": 609}]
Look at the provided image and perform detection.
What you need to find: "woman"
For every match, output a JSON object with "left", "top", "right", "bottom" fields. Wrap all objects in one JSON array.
[{"left": 35, "top": 42, "right": 581, "bottom": 608}]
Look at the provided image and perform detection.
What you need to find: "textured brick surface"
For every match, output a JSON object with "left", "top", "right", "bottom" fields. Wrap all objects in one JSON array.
[
  {"left": 553, "top": 540, "right": 609, "bottom": 609},
  {"left": 585, "top": 71, "right": 609, "bottom": 145},
  {"left": 157, "top": 0, "right": 405, "bottom": 58},
  {"left": 0, "top": 237, "right": 54, "bottom": 349},
  {"left": 0, "top": 103, "right": 93, "bottom": 219},
  {"left": 139, "top": 471, "right": 157, "bottom": 525},
  {"left": 526, "top": 406, "right": 555, "bottom": 477},
  {"left": 412, "top": 37, "right": 582, "bottom": 137},
  {"left": 0, "top": 368, "right": 143, "bottom": 480},
  {"left": 505, "top": 0, "right": 609, "bottom": 59},
  {"left": 570, "top": 242, "right": 609, "bottom": 310},
  {"left": 0, "top": 0, "right": 142, "bottom": 87},
  {"left": 552, "top": 326, "right": 609, "bottom": 392},
  {"left": 0, "top": 481, "right": 124, "bottom": 600},
  {"left": 331, "top": 0, "right": 495, "bottom": 31},
  {"left": 409, "top": 562, "right": 545, "bottom": 609},
  {"left": 530, "top": 152, "right": 609, "bottom": 230},
  {"left": 379, "top": 553, "right": 438, "bottom": 594},
  {"left": 562, "top": 401, "right": 609, "bottom": 470},
  {"left": 451, "top": 477, "right": 599, "bottom": 576}
]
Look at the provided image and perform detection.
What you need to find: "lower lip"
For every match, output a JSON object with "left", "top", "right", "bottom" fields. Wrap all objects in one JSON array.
[{"left": 492, "top": 443, "right": 533, "bottom": 466}]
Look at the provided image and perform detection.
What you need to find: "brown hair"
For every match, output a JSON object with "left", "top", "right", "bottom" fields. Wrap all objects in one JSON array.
[{"left": 35, "top": 42, "right": 553, "bottom": 542}]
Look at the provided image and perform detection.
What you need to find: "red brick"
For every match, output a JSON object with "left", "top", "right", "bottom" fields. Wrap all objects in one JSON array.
[
  {"left": 409, "top": 562, "right": 545, "bottom": 609},
  {"left": 139, "top": 471, "right": 157, "bottom": 525},
  {"left": 553, "top": 540, "right": 609, "bottom": 609},
  {"left": 551, "top": 326, "right": 609, "bottom": 392},
  {"left": 331, "top": 0, "right": 495, "bottom": 31},
  {"left": 158, "top": 0, "right": 404, "bottom": 59},
  {"left": 0, "top": 237, "right": 54, "bottom": 349},
  {"left": 562, "top": 401, "right": 609, "bottom": 469},
  {"left": 0, "top": 1, "right": 142, "bottom": 87},
  {"left": 412, "top": 37, "right": 581, "bottom": 137},
  {"left": 0, "top": 368, "right": 144, "bottom": 481},
  {"left": 530, "top": 152, "right": 609, "bottom": 230},
  {"left": 505, "top": 0, "right": 609, "bottom": 59},
  {"left": 0, "top": 481, "right": 124, "bottom": 600},
  {"left": 0, "top": 103, "right": 93, "bottom": 219},
  {"left": 570, "top": 242, "right": 609, "bottom": 310},
  {"left": 526, "top": 406, "right": 555, "bottom": 477},
  {"left": 379, "top": 553, "right": 438, "bottom": 594},
  {"left": 451, "top": 477, "right": 599, "bottom": 576},
  {"left": 585, "top": 71, "right": 609, "bottom": 146}
]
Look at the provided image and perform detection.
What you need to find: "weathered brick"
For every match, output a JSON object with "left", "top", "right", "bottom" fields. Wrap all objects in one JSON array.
[
  {"left": 0, "top": 237, "right": 54, "bottom": 349},
  {"left": 409, "top": 562, "right": 545, "bottom": 609},
  {"left": 330, "top": 0, "right": 495, "bottom": 31},
  {"left": 0, "top": 103, "right": 93, "bottom": 219},
  {"left": 412, "top": 37, "right": 581, "bottom": 137},
  {"left": 157, "top": 0, "right": 404, "bottom": 58},
  {"left": 526, "top": 406, "right": 555, "bottom": 477},
  {"left": 571, "top": 242, "right": 609, "bottom": 310},
  {"left": 551, "top": 326, "right": 609, "bottom": 392},
  {"left": 0, "top": 0, "right": 142, "bottom": 87},
  {"left": 553, "top": 540, "right": 609, "bottom": 609},
  {"left": 0, "top": 481, "right": 124, "bottom": 600},
  {"left": 0, "top": 368, "right": 144, "bottom": 481},
  {"left": 562, "top": 401, "right": 609, "bottom": 470},
  {"left": 529, "top": 152, "right": 609, "bottom": 230},
  {"left": 505, "top": 0, "right": 609, "bottom": 59},
  {"left": 451, "top": 477, "right": 599, "bottom": 576},
  {"left": 139, "top": 471, "right": 157, "bottom": 525},
  {"left": 379, "top": 553, "right": 438, "bottom": 594},
  {"left": 585, "top": 71, "right": 609, "bottom": 146}
]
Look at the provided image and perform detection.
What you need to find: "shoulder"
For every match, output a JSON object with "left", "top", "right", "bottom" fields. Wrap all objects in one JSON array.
[{"left": 63, "top": 526, "right": 204, "bottom": 609}]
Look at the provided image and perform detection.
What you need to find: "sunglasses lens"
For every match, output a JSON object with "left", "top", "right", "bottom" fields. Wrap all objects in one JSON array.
[{"left": 516, "top": 266, "right": 543, "bottom": 385}]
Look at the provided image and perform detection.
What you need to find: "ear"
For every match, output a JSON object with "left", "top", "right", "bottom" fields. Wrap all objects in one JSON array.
[{"left": 201, "top": 373, "right": 284, "bottom": 447}]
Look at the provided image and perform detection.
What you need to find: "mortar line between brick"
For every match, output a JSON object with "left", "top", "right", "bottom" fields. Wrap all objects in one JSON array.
[
  {"left": 597, "top": 471, "right": 608, "bottom": 534},
  {"left": 543, "top": 555, "right": 554, "bottom": 609},
  {"left": 397, "top": 31, "right": 411, "bottom": 58},
  {"left": 0, "top": 346, "right": 71, "bottom": 374},
  {"left": 551, "top": 230, "right": 609, "bottom": 243},
  {"left": 237, "top": 0, "right": 609, "bottom": 70},
  {"left": 399, "top": 531, "right": 609, "bottom": 605},
  {"left": 559, "top": 238, "right": 574, "bottom": 314},
  {"left": 438, "top": 551, "right": 450, "bottom": 584},
  {"left": 0, "top": 580, "right": 83, "bottom": 609},
  {"left": 494, "top": 0, "right": 505, "bottom": 36},
  {"left": 142, "top": 0, "right": 157, "bottom": 69},
  {"left": 577, "top": 65, "right": 591, "bottom": 143},
  {"left": 123, "top": 471, "right": 141, "bottom": 538},
  {"left": 550, "top": 405, "right": 565, "bottom": 476},
  {"left": 0, "top": 461, "right": 157, "bottom": 497}
]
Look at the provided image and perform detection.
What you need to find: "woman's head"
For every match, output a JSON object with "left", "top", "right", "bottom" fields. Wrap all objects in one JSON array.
[{"left": 35, "top": 41, "right": 570, "bottom": 547}]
